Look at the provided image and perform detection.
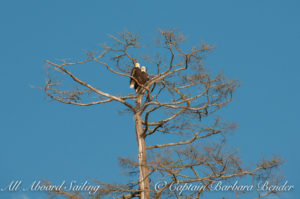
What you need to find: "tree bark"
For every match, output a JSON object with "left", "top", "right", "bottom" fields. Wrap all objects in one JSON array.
[{"left": 135, "top": 95, "right": 150, "bottom": 199}]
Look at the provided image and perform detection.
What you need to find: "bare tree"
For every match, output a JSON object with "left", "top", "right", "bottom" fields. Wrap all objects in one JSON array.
[{"left": 42, "top": 30, "right": 282, "bottom": 199}]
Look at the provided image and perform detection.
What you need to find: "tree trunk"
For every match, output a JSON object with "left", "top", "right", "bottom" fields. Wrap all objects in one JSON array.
[{"left": 135, "top": 95, "right": 150, "bottom": 199}]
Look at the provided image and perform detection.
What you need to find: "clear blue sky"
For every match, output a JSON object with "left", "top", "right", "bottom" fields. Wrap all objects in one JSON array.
[{"left": 0, "top": 1, "right": 299, "bottom": 199}]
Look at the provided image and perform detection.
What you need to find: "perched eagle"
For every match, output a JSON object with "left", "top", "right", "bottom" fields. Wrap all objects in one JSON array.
[
  {"left": 129, "top": 63, "right": 149, "bottom": 92},
  {"left": 136, "top": 66, "right": 149, "bottom": 93},
  {"left": 129, "top": 63, "right": 141, "bottom": 89}
]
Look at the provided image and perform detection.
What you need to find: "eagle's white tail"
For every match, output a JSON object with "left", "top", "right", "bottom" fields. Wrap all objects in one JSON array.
[{"left": 130, "top": 82, "right": 134, "bottom": 89}]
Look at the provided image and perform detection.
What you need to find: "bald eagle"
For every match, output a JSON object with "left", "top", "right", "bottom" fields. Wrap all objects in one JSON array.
[
  {"left": 129, "top": 63, "right": 141, "bottom": 89},
  {"left": 136, "top": 66, "right": 149, "bottom": 93},
  {"left": 129, "top": 63, "right": 149, "bottom": 92}
]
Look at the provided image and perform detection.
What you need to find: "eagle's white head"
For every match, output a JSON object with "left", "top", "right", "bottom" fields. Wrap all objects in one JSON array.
[
  {"left": 135, "top": 63, "right": 140, "bottom": 68},
  {"left": 141, "top": 66, "right": 146, "bottom": 72}
]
